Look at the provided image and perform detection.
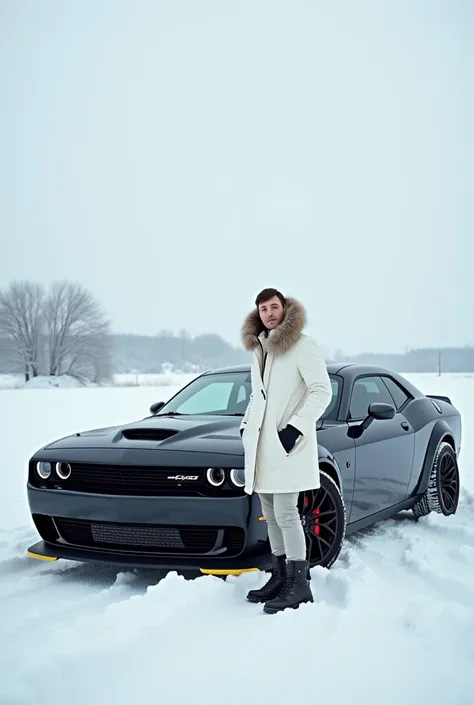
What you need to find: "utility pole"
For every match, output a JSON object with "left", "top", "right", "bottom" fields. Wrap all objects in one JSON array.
[{"left": 438, "top": 350, "right": 442, "bottom": 376}]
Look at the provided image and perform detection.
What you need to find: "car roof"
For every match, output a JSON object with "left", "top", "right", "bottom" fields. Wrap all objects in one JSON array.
[
  {"left": 200, "top": 361, "right": 424, "bottom": 402},
  {"left": 202, "top": 361, "right": 402, "bottom": 378}
]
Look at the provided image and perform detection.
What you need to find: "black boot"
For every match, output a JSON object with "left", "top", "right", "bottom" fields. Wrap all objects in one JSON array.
[
  {"left": 246, "top": 554, "right": 286, "bottom": 603},
  {"left": 263, "top": 559, "right": 313, "bottom": 614}
]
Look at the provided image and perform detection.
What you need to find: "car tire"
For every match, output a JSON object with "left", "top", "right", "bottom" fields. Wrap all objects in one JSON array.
[
  {"left": 300, "top": 470, "right": 347, "bottom": 569},
  {"left": 412, "top": 441, "right": 460, "bottom": 518}
]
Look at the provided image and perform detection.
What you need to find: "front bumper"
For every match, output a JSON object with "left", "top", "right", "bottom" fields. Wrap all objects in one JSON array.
[
  {"left": 26, "top": 484, "right": 271, "bottom": 574},
  {"left": 26, "top": 539, "right": 270, "bottom": 573}
]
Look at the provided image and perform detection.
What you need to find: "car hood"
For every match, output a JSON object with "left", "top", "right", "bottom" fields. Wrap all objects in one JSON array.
[{"left": 43, "top": 414, "right": 246, "bottom": 456}]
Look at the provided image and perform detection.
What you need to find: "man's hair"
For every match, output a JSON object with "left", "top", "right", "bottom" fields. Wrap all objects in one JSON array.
[{"left": 255, "top": 288, "right": 286, "bottom": 308}]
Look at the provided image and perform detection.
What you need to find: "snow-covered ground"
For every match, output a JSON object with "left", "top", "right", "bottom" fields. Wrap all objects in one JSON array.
[
  {"left": 0, "top": 372, "right": 198, "bottom": 389},
  {"left": 1, "top": 374, "right": 473, "bottom": 705}
]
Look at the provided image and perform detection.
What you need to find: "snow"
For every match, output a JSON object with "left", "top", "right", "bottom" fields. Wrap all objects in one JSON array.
[
  {"left": 20, "top": 374, "right": 84, "bottom": 389},
  {"left": 1, "top": 374, "right": 474, "bottom": 705},
  {"left": 0, "top": 373, "right": 85, "bottom": 389},
  {"left": 0, "top": 371, "right": 198, "bottom": 389},
  {"left": 0, "top": 374, "right": 24, "bottom": 389}
]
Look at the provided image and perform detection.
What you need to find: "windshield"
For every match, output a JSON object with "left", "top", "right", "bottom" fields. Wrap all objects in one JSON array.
[
  {"left": 156, "top": 370, "right": 340, "bottom": 419},
  {"left": 156, "top": 371, "right": 252, "bottom": 416}
]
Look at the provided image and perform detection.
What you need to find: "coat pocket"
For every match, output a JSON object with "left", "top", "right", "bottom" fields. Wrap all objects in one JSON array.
[
  {"left": 274, "top": 429, "right": 289, "bottom": 457},
  {"left": 277, "top": 425, "right": 302, "bottom": 455}
]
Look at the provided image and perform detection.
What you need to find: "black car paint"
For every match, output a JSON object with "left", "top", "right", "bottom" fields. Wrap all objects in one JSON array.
[
  {"left": 347, "top": 411, "right": 416, "bottom": 523},
  {"left": 26, "top": 362, "right": 461, "bottom": 572},
  {"left": 43, "top": 416, "right": 246, "bottom": 457}
]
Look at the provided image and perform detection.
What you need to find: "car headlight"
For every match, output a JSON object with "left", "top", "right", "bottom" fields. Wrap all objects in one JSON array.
[
  {"left": 55, "top": 462, "right": 71, "bottom": 480},
  {"left": 229, "top": 469, "right": 245, "bottom": 488},
  {"left": 206, "top": 468, "right": 225, "bottom": 487},
  {"left": 36, "top": 461, "right": 52, "bottom": 479}
]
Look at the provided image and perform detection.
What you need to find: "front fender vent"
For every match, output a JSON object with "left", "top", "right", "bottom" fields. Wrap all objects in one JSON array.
[{"left": 121, "top": 428, "right": 179, "bottom": 441}]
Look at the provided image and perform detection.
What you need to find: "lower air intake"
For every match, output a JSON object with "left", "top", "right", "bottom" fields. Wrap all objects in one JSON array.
[{"left": 54, "top": 517, "right": 245, "bottom": 557}]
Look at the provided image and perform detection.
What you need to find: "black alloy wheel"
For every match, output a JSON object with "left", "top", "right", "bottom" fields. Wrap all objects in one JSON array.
[
  {"left": 432, "top": 443, "right": 460, "bottom": 515},
  {"left": 298, "top": 471, "right": 346, "bottom": 569},
  {"left": 412, "top": 441, "right": 460, "bottom": 518},
  {"left": 439, "top": 446, "right": 459, "bottom": 515}
]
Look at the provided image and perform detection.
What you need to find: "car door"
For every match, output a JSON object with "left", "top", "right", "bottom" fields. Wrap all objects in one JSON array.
[{"left": 348, "top": 375, "right": 415, "bottom": 523}]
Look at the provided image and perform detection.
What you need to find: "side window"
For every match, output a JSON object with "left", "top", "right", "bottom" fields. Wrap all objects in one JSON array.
[
  {"left": 381, "top": 376, "right": 410, "bottom": 410},
  {"left": 235, "top": 383, "right": 251, "bottom": 412},
  {"left": 349, "top": 376, "right": 395, "bottom": 419},
  {"left": 237, "top": 385, "right": 247, "bottom": 404}
]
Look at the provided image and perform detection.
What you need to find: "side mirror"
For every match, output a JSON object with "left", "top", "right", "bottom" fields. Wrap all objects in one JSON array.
[
  {"left": 367, "top": 402, "right": 396, "bottom": 421},
  {"left": 347, "top": 402, "right": 396, "bottom": 438},
  {"left": 150, "top": 401, "right": 165, "bottom": 414}
]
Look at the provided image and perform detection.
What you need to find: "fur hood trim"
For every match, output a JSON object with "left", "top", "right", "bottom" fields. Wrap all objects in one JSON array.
[{"left": 241, "top": 297, "right": 307, "bottom": 356}]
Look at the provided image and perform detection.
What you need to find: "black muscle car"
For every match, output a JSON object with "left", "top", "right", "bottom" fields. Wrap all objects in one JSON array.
[{"left": 26, "top": 363, "right": 462, "bottom": 575}]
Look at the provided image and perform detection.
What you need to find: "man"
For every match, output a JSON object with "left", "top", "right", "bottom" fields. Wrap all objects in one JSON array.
[{"left": 240, "top": 288, "right": 332, "bottom": 614}]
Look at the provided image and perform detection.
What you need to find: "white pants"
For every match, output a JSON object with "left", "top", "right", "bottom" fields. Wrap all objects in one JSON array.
[{"left": 259, "top": 492, "right": 307, "bottom": 561}]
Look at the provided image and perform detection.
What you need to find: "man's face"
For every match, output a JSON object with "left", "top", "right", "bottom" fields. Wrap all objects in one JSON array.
[{"left": 258, "top": 295, "right": 285, "bottom": 330}]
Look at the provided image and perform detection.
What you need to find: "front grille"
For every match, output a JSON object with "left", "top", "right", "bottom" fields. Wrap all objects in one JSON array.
[
  {"left": 53, "top": 517, "right": 245, "bottom": 556},
  {"left": 60, "top": 463, "right": 208, "bottom": 496},
  {"left": 29, "top": 462, "right": 246, "bottom": 497}
]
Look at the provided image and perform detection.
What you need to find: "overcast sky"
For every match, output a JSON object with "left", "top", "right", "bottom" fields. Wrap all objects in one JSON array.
[{"left": 1, "top": 0, "right": 472, "bottom": 355}]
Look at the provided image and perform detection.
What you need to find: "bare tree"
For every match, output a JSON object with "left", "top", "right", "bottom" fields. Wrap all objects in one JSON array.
[
  {"left": 0, "top": 281, "right": 45, "bottom": 381},
  {"left": 45, "top": 281, "right": 112, "bottom": 382}
]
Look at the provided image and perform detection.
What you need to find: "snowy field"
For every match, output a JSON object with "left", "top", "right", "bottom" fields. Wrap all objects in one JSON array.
[
  {"left": 1, "top": 373, "right": 473, "bottom": 705},
  {"left": 0, "top": 371, "right": 198, "bottom": 389}
]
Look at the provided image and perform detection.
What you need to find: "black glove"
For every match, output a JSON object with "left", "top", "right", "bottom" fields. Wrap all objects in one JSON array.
[{"left": 278, "top": 424, "right": 301, "bottom": 452}]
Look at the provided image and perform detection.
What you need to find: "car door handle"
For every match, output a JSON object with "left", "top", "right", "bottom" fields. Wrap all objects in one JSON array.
[{"left": 401, "top": 422, "right": 410, "bottom": 431}]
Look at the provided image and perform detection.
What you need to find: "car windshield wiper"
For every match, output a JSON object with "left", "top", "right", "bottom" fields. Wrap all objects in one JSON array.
[{"left": 155, "top": 411, "right": 244, "bottom": 417}]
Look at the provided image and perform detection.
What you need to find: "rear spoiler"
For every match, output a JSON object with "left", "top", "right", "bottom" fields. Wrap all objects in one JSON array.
[{"left": 427, "top": 394, "right": 452, "bottom": 405}]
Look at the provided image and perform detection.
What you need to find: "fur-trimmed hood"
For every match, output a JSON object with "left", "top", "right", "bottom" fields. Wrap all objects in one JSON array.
[{"left": 241, "top": 297, "right": 307, "bottom": 356}]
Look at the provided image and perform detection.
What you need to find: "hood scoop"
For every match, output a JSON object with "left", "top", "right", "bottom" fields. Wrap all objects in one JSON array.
[{"left": 121, "top": 428, "right": 179, "bottom": 442}]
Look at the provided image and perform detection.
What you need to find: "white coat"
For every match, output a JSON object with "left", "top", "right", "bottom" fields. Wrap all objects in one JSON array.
[{"left": 240, "top": 298, "right": 332, "bottom": 495}]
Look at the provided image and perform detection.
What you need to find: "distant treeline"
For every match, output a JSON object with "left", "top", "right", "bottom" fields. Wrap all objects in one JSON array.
[
  {"left": 112, "top": 331, "right": 248, "bottom": 373},
  {"left": 1, "top": 331, "right": 473, "bottom": 376},
  {"left": 337, "top": 347, "right": 474, "bottom": 373},
  {"left": 0, "top": 331, "right": 247, "bottom": 376}
]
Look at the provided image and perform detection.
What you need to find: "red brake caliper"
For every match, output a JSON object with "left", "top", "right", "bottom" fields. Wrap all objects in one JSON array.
[
  {"left": 312, "top": 507, "right": 320, "bottom": 535},
  {"left": 304, "top": 497, "right": 320, "bottom": 536}
]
